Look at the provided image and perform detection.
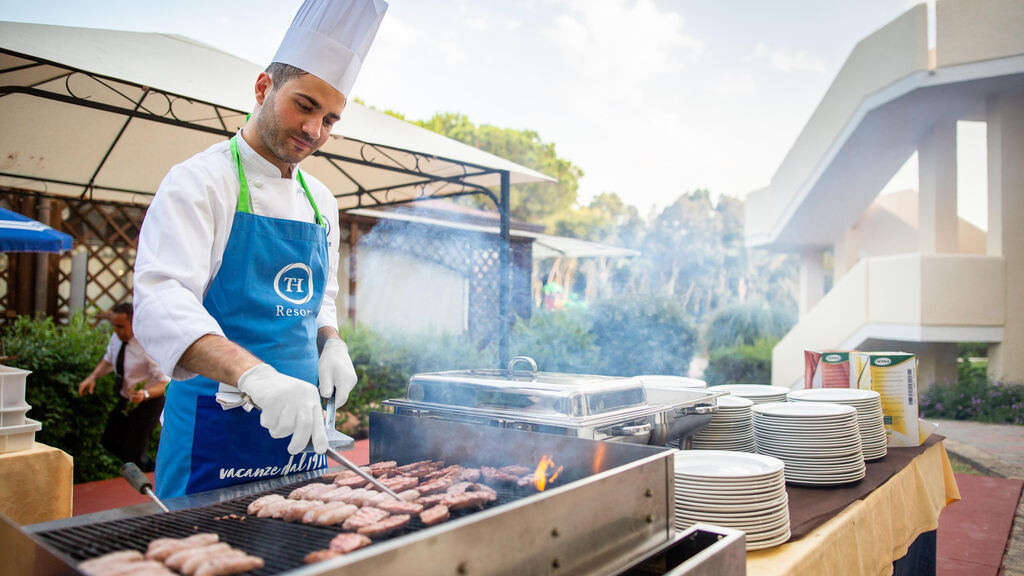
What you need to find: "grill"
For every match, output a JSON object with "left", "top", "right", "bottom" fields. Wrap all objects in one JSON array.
[
  {"left": 13, "top": 412, "right": 679, "bottom": 576},
  {"left": 31, "top": 480, "right": 540, "bottom": 574}
]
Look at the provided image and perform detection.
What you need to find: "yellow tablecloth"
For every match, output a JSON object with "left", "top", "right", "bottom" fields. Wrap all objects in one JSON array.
[
  {"left": 0, "top": 442, "right": 73, "bottom": 525},
  {"left": 746, "top": 440, "right": 960, "bottom": 576}
]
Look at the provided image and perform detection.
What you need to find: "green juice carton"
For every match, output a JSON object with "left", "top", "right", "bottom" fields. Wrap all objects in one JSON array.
[{"left": 852, "top": 351, "right": 920, "bottom": 447}]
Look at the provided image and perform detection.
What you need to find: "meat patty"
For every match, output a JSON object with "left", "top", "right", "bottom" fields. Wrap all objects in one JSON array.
[
  {"left": 416, "top": 476, "right": 454, "bottom": 495},
  {"left": 380, "top": 475, "right": 419, "bottom": 492},
  {"left": 441, "top": 491, "right": 497, "bottom": 511},
  {"left": 368, "top": 461, "right": 398, "bottom": 476},
  {"left": 342, "top": 506, "right": 390, "bottom": 531},
  {"left": 480, "top": 466, "right": 520, "bottom": 486},
  {"left": 333, "top": 475, "right": 369, "bottom": 489},
  {"left": 376, "top": 499, "right": 424, "bottom": 515},
  {"left": 329, "top": 532, "right": 373, "bottom": 554},
  {"left": 357, "top": 514, "right": 410, "bottom": 538},
  {"left": 304, "top": 549, "right": 342, "bottom": 564},
  {"left": 397, "top": 489, "right": 421, "bottom": 502},
  {"left": 414, "top": 493, "right": 448, "bottom": 509},
  {"left": 420, "top": 504, "right": 450, "bottom": 526}
]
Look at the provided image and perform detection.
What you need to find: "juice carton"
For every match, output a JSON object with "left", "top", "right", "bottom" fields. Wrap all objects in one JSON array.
[
  {"left": 852, "top": 352, "right": 919, "bottom": 447},
  {"left": 804, "top": 350, "right": 853, "bottom": 389}
]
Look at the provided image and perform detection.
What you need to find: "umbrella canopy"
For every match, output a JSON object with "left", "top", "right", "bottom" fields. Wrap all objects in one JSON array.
[{"left": 0, "top": 206, "right": 73, "bottom": 253}]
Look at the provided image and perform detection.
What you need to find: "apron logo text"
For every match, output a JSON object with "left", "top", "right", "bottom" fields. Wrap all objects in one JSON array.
[
  {"left": 274, "top": 262, "right": 314, "bottom": 305},
  {"left": 217, "top": 451, "right": 326, "bottom": 481}
]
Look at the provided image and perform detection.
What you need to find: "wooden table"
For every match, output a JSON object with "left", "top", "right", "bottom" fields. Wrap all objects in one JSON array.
[
  {"left": 0, "top": 442, "right": 73, "bottom": 525},
  {"left": 746, "top": 439, "right": 959, "bottom": 575}
]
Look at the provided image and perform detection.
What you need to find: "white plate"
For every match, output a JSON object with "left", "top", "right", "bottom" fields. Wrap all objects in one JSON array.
[
  {"left": 709, "top": 385, "right": 792, "bottom": 398},
  {"left": 639, "top": 375, "right": 708, "bottom": 388},
  {"left": 752, "top": 402, "right": 857, "bottom": 418},
  {"left": 787, "top": 388, "right": 880, "bottom": 403},
  {"left": 715, "top": 395, "right": 755, "bottom": 408},
  {"left": 673, "top": 450, "right": 785, "bottom": 478},
  {"left": 675, "top": 494, "right": 788, "bottom": 513},
  {"left": 746, "top": 529, "right": 792, "bottom": 550}
]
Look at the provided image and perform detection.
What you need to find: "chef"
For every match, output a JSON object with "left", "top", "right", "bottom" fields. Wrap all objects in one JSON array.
[{"left": 133, "top": 0, "right": 388, "bottom": 498}]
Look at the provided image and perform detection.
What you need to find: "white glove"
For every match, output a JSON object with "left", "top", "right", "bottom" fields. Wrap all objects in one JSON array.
[
  {"left": 318, "top": 338, "right": 358, "bottom": 406},
  {"left": 237, "top": 363, "right": 327, "bottom": 455}
]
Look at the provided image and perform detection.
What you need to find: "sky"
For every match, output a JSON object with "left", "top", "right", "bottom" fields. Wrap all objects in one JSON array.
[{"left": 0, "top": 0, "right": 988, "bottom": 229}]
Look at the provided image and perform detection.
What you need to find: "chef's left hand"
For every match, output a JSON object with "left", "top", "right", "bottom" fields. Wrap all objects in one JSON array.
[{"left": 318, "top": 338, "right": 357, "bottom": 406}]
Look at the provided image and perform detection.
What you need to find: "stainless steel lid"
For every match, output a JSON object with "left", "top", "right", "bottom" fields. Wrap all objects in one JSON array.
[{"left": 404, "top": 356, "right": 649, "bottom": 419}]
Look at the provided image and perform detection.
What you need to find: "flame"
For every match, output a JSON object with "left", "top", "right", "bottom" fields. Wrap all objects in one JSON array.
[
  {"left": 533, "top": 455, "right": 563, "bottom": 491},
  {"left": 592, "top": 443, "right": 606, "bottom": 474}
]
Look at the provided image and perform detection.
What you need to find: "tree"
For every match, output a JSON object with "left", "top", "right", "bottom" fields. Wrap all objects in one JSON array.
[{"left": 414, "top": 113, "right": 583, "bottom": 225}]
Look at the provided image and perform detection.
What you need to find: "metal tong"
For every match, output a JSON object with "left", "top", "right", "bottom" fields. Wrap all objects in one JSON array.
[
  {"left": 315, "top": 390, "right": 403, "bottom": 500},
  {"left": 121, "top": 462, "right": 170, "bottom": 513}
]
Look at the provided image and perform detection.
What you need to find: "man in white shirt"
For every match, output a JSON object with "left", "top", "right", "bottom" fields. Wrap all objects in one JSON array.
[
  {"left": 132, "top": 0, "right": 387, "bottom": 497},
  {"left": 78, "top": 302, "right": 169, "bottom": 471}
]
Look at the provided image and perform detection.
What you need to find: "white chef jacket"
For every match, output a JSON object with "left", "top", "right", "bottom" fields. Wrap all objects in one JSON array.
[
  {"left": 103, "top": 333, "right": 170, "bottom": 399},
  {"left": 133, "top": 134, "right": 341, "bottom": 381}
]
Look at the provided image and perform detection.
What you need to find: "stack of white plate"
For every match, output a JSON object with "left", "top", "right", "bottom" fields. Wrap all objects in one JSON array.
[
  {"left": 786, "top": 388, "right": 887, "bottom": 461},
  {"left": 673, "top": 450, "right": 791, "bottom": 550},
  {"left": 637, "top": 375, "right": 707, "bottom": 389},
  {"left": 752, "top": 402, "right": 866, "bottom": 486},
  {"left": 691, "top": 395, "right": 755, "bottom": 452},
  {"left": 708, "top": 384, "right": 790, "bottom": 404}
]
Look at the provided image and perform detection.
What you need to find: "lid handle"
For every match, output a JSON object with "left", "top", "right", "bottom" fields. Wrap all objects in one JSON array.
[{"left": 507, "top": 356, "right": 538, "bottom": 381}]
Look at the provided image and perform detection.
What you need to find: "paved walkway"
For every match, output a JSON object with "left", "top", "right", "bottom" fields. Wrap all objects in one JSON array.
[{"left": 929, "top": 419, "right": 1024, "bottom": 576}]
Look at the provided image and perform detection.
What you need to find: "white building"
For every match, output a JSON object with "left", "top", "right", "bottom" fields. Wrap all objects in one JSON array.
[{"left": 744, "top": 0, "right": 1024, "bottom": 388}]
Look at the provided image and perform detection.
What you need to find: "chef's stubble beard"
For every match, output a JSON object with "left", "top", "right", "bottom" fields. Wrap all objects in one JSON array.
[{"left": 255, "top": 90, "right": 317, "bottom": 169}]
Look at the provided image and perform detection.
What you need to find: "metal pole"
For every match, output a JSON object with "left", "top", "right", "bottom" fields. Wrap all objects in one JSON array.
[
  {"left": 33, "top": 198, "right": 52, "bottom": 314},
  {"left": 69, "top": 247, "right": 88, "bottom": 315},
  {"left": 498, "top": 171, "right": 511, "bottom": 366}
]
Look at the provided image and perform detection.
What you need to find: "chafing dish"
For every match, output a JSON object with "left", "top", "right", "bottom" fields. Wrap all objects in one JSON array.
[{"left": 384, "top": 356, "right": 719, "bottom": 446}]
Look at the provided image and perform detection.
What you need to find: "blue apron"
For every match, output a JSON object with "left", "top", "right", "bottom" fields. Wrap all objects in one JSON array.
[{"left": 155, "top": 136, "right": 329, "bottom": 498}]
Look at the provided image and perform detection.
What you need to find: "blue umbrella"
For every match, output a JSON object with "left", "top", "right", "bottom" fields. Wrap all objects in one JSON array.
[{"left": 0, "top": 207, "right": 73, "bottom": 254}]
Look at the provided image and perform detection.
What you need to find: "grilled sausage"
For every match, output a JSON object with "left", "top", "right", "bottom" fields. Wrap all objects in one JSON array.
[
  {"left": 192, "top": 552, "right": 264, "bottom": 576},
  {"left": 165, "top": 542, "right": 231, "bottom": 572},
  {"left": 146, "top": 533, "right": 220, "bottom": 561}
]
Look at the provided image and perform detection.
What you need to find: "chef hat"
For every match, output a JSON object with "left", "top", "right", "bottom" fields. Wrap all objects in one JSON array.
[{"left": 272, "top": 0, "right": 388, "bottom": 96}]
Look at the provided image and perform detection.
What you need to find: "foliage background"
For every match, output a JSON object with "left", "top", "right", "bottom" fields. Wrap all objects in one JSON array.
[{"left": 3, "top": 314, "right": 123, "bottom": 483}]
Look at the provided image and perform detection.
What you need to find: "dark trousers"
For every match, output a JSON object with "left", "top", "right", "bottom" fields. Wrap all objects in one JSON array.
[{"left": 101, "top": 395, "right": 165, "bottom": 471}]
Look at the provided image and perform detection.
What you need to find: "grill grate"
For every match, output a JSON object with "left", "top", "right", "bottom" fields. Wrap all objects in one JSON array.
[{"left": 36, "top": 478, "right": 538, "bottom": 575}]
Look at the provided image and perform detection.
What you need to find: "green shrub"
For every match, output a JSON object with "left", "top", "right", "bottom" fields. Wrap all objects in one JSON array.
[
  {"left": 588, "top": 296, "right": 697, "bottom": 377},
  {"left": 704, "top": 338, "right": 776, "bottom": 387},
  {"left": 339, "top": 323, "right": 492, "bottom": 437},
  {"left": 3, "top": 313, "right": 122, "bottom": 482},
  {"left": 704, "top": 301, "right": 792, "bottom": 351},
  {"left": 920, "top": 360, "right": 1023, "bottom": 424},
  {"left": 511, "top": 308, "right": 598, "bottom": 374}
]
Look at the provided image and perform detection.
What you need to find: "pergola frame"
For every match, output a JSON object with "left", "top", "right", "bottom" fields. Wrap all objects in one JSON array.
[{"left": 0, "top": 48, "right": 517, "bottom": 362}]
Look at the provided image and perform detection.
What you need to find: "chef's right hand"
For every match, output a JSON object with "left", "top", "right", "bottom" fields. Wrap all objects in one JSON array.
[
  {"left": 78, "top": 377, "right": 96, "bottom": 396},
  {"left": 236, "top": 363, "right": 327, "bottom": 455}
]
